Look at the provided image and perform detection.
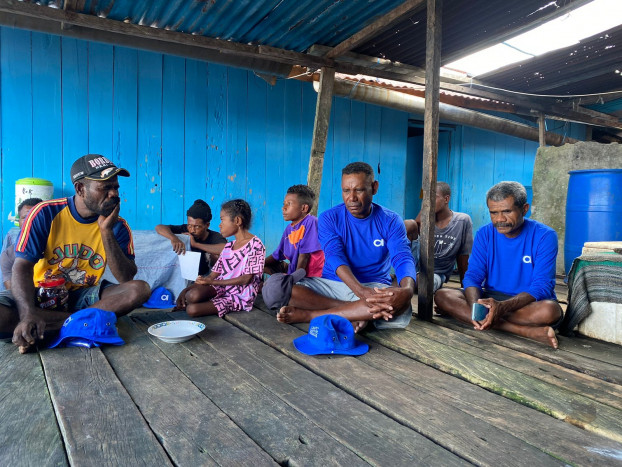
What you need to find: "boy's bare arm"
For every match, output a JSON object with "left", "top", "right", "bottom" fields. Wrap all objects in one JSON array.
[{"left": 296, "top": 253, "right": 310, "bottom": 272}]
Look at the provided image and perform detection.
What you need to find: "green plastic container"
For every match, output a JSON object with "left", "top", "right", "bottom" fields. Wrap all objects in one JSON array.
[{"left": 15, "top": 178, "right": 54, "bottom": 225}]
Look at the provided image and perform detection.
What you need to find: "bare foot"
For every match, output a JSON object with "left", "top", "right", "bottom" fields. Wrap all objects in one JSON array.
[
  {"left": 528, "top": 326, "right": 559, "bottom": 349},
  {"left": 18, "top": 344, "right": 32, "bottom": 354},
  {"left": 352, "top": 320, "right": 368, "bottom": 333},
  {"left": 277, "top": 306, "right": 312, "bottom": 324}
]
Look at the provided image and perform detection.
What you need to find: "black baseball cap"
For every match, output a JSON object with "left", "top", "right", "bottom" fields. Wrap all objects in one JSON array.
[{"left": 70, "top": 154, "right": 130, "bottom": 183}]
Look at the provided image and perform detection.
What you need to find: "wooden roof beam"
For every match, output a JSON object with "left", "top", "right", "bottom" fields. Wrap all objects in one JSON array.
[{"left": 325, "top": 0, "right": 426, "bottom": 59}]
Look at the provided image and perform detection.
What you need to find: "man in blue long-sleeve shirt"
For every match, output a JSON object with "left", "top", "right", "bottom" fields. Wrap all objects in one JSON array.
[
  {"left": 435, "top": 181, "right": 563, "bottom": 348},
  {"left": 277, "top": 162, "right": 416, "bottom": 332}
]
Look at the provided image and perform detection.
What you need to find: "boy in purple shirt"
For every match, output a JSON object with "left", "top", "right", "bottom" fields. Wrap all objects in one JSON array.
[{"left": 265, "top": 185, "right": 324, "bottom": 277}]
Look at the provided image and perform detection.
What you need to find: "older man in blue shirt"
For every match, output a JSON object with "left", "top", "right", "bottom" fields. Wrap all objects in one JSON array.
[{"left": 434, "top": 181, "right": 562, "bottom": 348}]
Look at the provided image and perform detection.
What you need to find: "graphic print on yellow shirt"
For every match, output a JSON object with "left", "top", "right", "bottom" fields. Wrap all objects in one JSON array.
[{"left": 16, "top": 197, "right": 134, "bottom": 291}]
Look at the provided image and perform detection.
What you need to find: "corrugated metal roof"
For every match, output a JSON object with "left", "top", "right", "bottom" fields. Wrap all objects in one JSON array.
[
  {"left": 479, "top": 24, "right": 622, "bottom": 95},
  {"left": 353, "top": 0, "right": 590, "bottom": 67},
  {"left": 31, "top": 0, "right": 405, "bottom": 51}
]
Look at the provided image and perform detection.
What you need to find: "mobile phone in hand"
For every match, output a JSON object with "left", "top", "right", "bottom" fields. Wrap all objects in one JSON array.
[{"left": 472, "top": 303, "right": 489, "bottom": 321}]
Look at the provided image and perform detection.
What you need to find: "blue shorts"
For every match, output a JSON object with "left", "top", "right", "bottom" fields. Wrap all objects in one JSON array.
[
  {"left": 0, "top": 280, "right": 115, "bottom": 312},
  {"left": 299, "top": 277, "right": 412, "bottom": 330}
]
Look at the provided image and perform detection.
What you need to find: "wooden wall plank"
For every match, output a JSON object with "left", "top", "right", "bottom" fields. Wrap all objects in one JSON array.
[
  {"left": 0, "top": 343, "right": 67, "bottom": 466},
  {"left": 61, "top": 37, "right": 89, "bottom": 195},
  {"left": 349, "top": 100, "right": 366, "bottom": 160},
  {"left": 436, "top": 130, "right": 451, "bottom": 182},
  {"left": 136, "top": 51, "right": 163, "bottom": 229},
  {"left": 225, "top": 67, "right": 248, "bottom": 200},
  {"left": 283, "top": 78, "right": 302, "bottom": 187},
  {"left": 331, "top": 98, "right": 351, "bottom": 208},
  {"left": 378, "top": 107, "right": 408, "bottom": 216},
  {"left": 87, "top": 42, "right": 113, "bottom": 158},
  {"left": 363, "top": 104, "right": 382, "bottom": 193},
  {"left": 1, "top": 28, "right": 32, "bottom": 238},
  {"left": 458, "top": 128, "right": 495, "bottom": 229},
  {"left": 264, "top": 81, "right": 286, "bottom": 249},
  {"left": 404, "top": 135, "right": 422, "bottom": 218},
  {"left": 246, "top": 73, "right": 268, "bottom": 243},
  {"left": 40, "top": 347, "right": 172, "bottom": 465},
  {"left": 448, "top": 127, "right": 463, "bottom": 213},
  {"left": 205, "top": 63, "right": 228, "bottom": 224},
  {"left": 161, "top": 55, "right": 186, "bottom": 223},
  {"left": 300, "top": 84, "right": 315, "bottom": 185},
  {"left": 31, "top": 32, "right": 62, "bottom": 199},
  {"left": 112, "top": 46, "right": 139, "bottom": 223}
]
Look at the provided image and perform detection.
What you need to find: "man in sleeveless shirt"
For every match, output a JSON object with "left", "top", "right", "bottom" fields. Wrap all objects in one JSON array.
[{"left": 404, "top": 182, "right": 473, "bottom": 292}]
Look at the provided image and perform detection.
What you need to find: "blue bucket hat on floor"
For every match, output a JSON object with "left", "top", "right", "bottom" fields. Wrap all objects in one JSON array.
[
  {"left": 49, "top": 308, "right": 125, "bottom": 349},
  {"left": 293, "top": 314, "right": 369, "bottom": 356},
  {"left": 143, "top": 286, "right": 175, "bottom": 309}
]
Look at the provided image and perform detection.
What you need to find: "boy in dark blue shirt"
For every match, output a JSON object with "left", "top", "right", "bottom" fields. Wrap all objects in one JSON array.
[
  {"left": 434, "top": 181, "right": 562, "bottom": 348},
  {"left": 277, "top": 162, "right": 416, "bottom": 332}
]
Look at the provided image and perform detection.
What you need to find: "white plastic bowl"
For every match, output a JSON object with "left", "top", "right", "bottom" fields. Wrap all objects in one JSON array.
[{"left": 147, "top": 320, "right": 206, "bottom": 343}]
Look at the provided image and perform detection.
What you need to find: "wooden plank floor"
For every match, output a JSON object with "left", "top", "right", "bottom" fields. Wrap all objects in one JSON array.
[{"left": 1, "top": 295, "right": 621, "bottom": 466}]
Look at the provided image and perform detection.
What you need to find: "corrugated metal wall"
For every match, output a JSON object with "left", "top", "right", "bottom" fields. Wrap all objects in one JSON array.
[{"left": 0, "top": 27, "right": 409, "bottom": 252}]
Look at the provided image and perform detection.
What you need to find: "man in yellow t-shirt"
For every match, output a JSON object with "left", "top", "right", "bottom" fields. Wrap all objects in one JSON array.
[{"left": 0, "top": 154, "right": 151, "bottom": 353}]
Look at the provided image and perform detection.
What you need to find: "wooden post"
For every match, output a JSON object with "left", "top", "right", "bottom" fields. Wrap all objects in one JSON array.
[
  {"left": 307, "top": 67, "right": 335, "bottom": 216},
  {"left": 538, "top": 113, "right": 546, "bottom": 147},
  {"left": 418, "top": 0, "right": 443, "bottom": 321}
]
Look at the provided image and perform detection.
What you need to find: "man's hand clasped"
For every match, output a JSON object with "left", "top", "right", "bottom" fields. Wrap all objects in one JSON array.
[{"left": 365, "top": 286, "right": 413, "bottom": 321}]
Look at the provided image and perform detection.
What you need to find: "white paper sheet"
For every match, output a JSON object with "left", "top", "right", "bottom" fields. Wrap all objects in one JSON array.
[{"left": 178, "top": 251, "right": 202, "bottom": 281}]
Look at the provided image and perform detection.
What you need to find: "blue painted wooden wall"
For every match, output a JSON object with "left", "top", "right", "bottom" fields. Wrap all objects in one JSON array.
[
  {"left": 405, "top": 119, "right": 586, "bottom": 232},
  {"left": 0, "top": 27, "right": 409, "bottom": 252}
]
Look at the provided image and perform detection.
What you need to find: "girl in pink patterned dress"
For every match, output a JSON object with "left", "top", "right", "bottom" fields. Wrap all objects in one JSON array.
[{"left": 183, "top": 199, "right": 265, "bottom": 318}]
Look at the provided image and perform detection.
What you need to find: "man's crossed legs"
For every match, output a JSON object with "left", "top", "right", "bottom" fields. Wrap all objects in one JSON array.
[
  {"left": 276, "top": 277, "right": 411, "bottom": 332},
  {"left": 434, "top": 288, "right": 563, "bottom": 348}
]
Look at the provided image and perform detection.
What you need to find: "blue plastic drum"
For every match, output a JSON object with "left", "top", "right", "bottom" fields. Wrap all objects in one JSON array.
[{"left": 564, "top": 169, "right": 622, "bottom": 274}]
